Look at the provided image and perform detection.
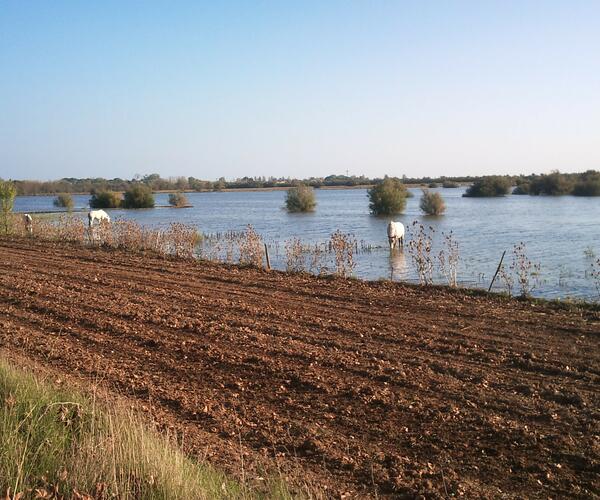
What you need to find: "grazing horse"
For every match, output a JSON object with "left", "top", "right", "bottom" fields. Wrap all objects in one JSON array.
[
  {"left": 88, "top": 209, "right": 110, "bottom": 227},
  {"left": 387, "top": 221, "right": 405, "bottom": 250},
  {"left": 23, "top": 214, "right": 33, "bottom": 235}
]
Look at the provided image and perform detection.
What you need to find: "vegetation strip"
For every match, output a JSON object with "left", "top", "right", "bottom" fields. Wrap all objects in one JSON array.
[{"left": 0, "top": 358, "right": 294, "bottom": 499}]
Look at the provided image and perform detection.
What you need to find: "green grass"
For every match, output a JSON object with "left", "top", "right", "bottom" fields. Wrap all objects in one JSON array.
[{"left": 0, "top": 359, "right": 298, "bottom": 499}]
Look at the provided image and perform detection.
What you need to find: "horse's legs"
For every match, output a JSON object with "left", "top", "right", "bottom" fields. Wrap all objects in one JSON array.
[{"left": 389, "top": 237, "right": 395, "bottom": 250}]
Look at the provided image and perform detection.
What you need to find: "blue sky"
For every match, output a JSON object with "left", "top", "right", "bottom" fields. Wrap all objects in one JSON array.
[{"left": 1, "top": 1, "right": 599, "bottom": 181}]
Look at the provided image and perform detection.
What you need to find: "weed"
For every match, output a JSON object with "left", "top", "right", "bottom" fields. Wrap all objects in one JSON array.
[
  {"left": 407, "top": 222, "right": 435, "bottom": 285},
  {"left": 329, "top": 230, "right": 356, "bottom": 277},
  {"left": 438, "top": 231, "right": 459, "bottom": 287}
]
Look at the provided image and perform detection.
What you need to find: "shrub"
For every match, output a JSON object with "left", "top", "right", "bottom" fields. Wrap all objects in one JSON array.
[
  {"left": 53, "top": 193, "right": 74, "bottom": 211},
  {"left": 419, "top": 189, "right": 446, "bottom": 215},
  {"left": 285, "top": 184, "right": 316, "bottom": 212},
  {"left": 428, "top": 182, "right": 439, "bottom": 188},
  {"left": 442, "top": 181, "right": 459, "bottom": 188},
  {"left": 512, "top": 183, "right": 530, "bottom": 195},
  {"left": 573, "top": 170, "right": 600, "bottom": 196},
  {"left": 529, "top": 171, "right": 573, "bottom": 196},
  {"left": 168, "top": 192, "right": 189, "bottom": 207},
  {"left": 123, "top": 184, "right": 155, "bottom": 209},
  {"left": 463, "top": 176, "right": 511, "bottom": 197},
  {"left": 89, "top": 190, "right": 122, "bottom": 209},
  {"left": 367, "top": 177, "right": 409, "bottom": 215},
  {"left": 0, "top": 180, "right": 17, "bottom": 234}
]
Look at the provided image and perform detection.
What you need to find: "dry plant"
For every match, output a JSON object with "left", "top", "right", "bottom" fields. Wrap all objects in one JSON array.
[
  {"left": 165, "top": 222, "right": 201, "bottom": 258},
  {"left": 590, "top": 258, "right": 600, "bottom": 301},
  {"left": 407, "top": 221, "right": 435, "bottom": 285},
  {"left": 498, "top": 263, "right": 514, "bottom": 296},
  {"left": 238, "top": 225, "right": 264, "bottom": 268},
  {"left": 510, "top": 242, "right": 541, "bottom": 297},
  {"left": 329, "top": 230, "right": 356, "bottom": 277},
  {"left": 438, "top": 230, "right": 459, "bottom": 287},
  {"left": 309, "top": 243, "right": 327, "bottom": 275},
  {"left": 284, "top": 237, "right": 306, "bottom": 273}
]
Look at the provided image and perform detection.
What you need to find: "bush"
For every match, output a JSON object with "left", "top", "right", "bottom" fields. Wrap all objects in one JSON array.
[
  {"left": 123, "top": 184, "right": 155, "bottom": 209},
  {"left": 442, "top": 181, "right": 459, "bottom": 188},
  {"left": 285, "top": 184, "right": 316, "bottom": 212},
  {"left": 529, "top": 171, "right": 573, "bottom": 196},
  {"left": 168, "top": 192, "right": 189, "bottom": 207},
  {"left": 573, "top": 170, "right": 600, "bottom": 196},
  {"left": 512, "top": 183, "right": 530, "bottom": 195},
  {"left": 428, "top": 182, "right": 439, "bottom": 188},
  {"left": 463, "top": 176, "right": 511, "bottom": 197},
  {"left": 419, "top": 189, "right": 446, "bottom": 215},
  {"left": 89, "top": 190, "right": 122, "bottom": 209},
  {"left": 367, "top": 177, "right": 409, "bottom": 215},
  {"left": 0, "top": 180, "right": 17, "bottom": 234},
  {"left": 53, "top": 193, "right": 74, "bottom": 211}
]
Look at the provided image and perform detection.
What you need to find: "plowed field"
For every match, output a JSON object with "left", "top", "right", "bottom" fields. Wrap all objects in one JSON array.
[{"left": 0, "top": 238, "right": 598, "bottom": 498}]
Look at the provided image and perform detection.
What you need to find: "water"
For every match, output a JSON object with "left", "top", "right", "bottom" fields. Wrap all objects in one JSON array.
[{"left": 14, "top": 188, "right": 600, "bottom": 300}]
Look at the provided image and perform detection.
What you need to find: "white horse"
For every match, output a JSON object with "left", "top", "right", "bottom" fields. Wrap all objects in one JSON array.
[
  {"left": 88, "top": 209, "right": 110, "bottom": 227},
  {"left": 23, "top": 214, "right": 33, "bottom": 235},
  {"left": 387, "top": 221, "right": 405, "bottom": 250}
]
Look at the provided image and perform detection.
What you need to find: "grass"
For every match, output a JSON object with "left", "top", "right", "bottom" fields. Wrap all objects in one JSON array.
[{"left": 0, "top": 358, "right": 297, "bottom": 499}]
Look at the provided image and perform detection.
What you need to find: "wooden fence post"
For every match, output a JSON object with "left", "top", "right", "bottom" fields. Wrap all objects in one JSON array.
[
  {"left": 264, "top": 243, "right": 271, "bottom": 271},
  {"left": 488, "top": 250, "right": 506, "bottom": 292}
]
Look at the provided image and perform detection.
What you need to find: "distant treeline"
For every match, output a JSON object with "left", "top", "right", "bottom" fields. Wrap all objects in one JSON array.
[{"left": 9, "top": 170, "right": 600, "bottom": 196}]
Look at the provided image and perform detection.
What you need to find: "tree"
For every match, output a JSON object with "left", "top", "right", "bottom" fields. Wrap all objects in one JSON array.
[
  {"left": 285, "top": 184, "right": 316, "bottom": 213},
  {"left": 529, "top": 171, "right": 573, "bottom": 196},
  {"left": 420, "top": 189, "right": 446, "bottom": 215},
  {"left": 0, "top": 180, "right": 17, "bottom": 234},
  {"left": 53, "top": 193, "right": 74, "bottom": 211},
  {"left": 123, "top": 184, "right": 155, "bottom": 209},
  {"left": 90, "top": 191, "right": 122, "bottom": 209},
  {"left": 572, "top": 170, "right": 600, "bottom": 196},
  {"left": 463, "top": 176, "right": 511, "bottom": 197},
  {"left": 367, "top": 177, "right": 409, "bottom": 215}
]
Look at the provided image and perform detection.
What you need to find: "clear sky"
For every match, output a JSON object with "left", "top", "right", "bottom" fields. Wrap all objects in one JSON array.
[{"left": 1, "top": 1, "right": 599, "bottom": 181}]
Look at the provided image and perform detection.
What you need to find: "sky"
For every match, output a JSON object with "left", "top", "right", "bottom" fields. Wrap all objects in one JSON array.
[{"left": 1, "top": 1, "right": 599, "bottom": 181}]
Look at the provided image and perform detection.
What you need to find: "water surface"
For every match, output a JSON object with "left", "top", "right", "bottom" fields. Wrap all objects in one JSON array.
[{"left": 14, "top": 188, "right": 600, "bottom": 300}]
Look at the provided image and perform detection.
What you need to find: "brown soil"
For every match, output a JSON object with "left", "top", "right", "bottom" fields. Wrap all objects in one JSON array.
[{"left": 0, "top": 238, "right": 598, "bottom": 498}]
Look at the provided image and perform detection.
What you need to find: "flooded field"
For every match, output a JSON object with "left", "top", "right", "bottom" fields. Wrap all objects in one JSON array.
[{"left": 14, "top": 187, "right": 600, "bottom": 299}]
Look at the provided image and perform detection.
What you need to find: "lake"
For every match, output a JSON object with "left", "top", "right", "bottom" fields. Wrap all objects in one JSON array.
[{"left": 14, "top": 187, "right": 600, "bottom": 300}]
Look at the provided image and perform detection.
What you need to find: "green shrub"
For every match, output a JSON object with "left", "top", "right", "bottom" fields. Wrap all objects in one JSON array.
[
  {"left": 529, "top": 171, "right": 573, "bottom": 196},
  {"left": 573, "top": 170, "right": 600, "bottom": 196},
  {"left": 285, "top": 184, "right": 316, "bottom": 212},
  {"left": 89, "top": 190, "right": 122, "bottom": 209},
  {"left": 367, "top": 177, "right": 409, "bottom": 215},
  {"left": 169, "top": 192, "right": 189, "bottom": 207},
  {"left": 123, "top": 184, "right": 155, "bottom": 209},
  {"left": 0, "top": 180, "right": 17, "bottom": 234},
  {"left": 419, "top": 189, "right": 446, "bottom": 215},
  {"left": 428, "top": 182, "right": 439, "bottom": 188},
  {"left": 463, "top": 176, "right": 511, "bottom": 197},
  {"left": 53, "top": 193, "right": 74, "bottom": 211},
  {"left": 442, "top": 181, "right": 459, "bottom": 188}
]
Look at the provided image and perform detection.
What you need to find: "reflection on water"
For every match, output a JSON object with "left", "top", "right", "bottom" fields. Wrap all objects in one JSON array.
[
  {"left": 13, "top": 187, "right": 600, "bottom": 300},
  {"left": 388, "top": 249, "right": 407, "bottom": 281}
]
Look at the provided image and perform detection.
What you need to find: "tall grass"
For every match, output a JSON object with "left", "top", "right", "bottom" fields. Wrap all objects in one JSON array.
[{"left": 0, "top": 359, "right": 266, "bottom": 499}]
